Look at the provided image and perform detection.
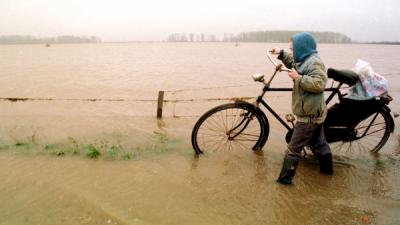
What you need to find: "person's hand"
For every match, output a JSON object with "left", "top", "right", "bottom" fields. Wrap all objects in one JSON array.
[
  {"left": 270, "top": 47, "right": 281, "bottom": 55},
  {"left": 288, "top": 68, "right": 300, "bottom": 80}
]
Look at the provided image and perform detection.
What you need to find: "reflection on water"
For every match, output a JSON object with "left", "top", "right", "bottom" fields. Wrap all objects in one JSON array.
[{"left": 1, "top": 43, "right": 400, "bottom": 224}]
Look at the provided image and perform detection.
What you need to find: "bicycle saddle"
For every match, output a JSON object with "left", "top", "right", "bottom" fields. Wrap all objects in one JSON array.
[{"left": 327, "top": 68, "right": 359, "bottom": 86}]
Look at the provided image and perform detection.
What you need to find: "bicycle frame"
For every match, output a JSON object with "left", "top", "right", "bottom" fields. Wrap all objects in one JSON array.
[
  {"left": 248, "top": 51, "right": 389, "bottom": 140},
  {"left": 193, "top": 51, "right": 395, "bottom": 154},
  {"left": 252, "top": 58, "right": 342, "bottom": 133},
  {"left": 255, "top": 86, "right": 340, "bottom": 132}
]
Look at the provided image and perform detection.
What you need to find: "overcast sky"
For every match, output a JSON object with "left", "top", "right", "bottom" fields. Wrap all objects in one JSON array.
[{"left": 0, "top": 0, "right": 399, "bottom": 42}]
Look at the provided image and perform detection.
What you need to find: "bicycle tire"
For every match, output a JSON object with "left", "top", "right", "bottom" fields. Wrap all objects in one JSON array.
[
  {"left": 191, "top": 102, "right": 269, "bottom": 154},
  {"left": 330, "top": 109, "right": 392, "bottom": 153}
]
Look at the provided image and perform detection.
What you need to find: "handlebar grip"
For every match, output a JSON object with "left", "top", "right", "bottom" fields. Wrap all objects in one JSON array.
[{"left": 267, "top": 49, "right": 290, "bottom": 72}]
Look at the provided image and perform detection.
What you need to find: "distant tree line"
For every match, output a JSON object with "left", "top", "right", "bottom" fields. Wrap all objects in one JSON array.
[
  {"left": 167, "top": 33, "right": 218, "bottom": 42},
  {"left": 167, "top": 31, "right": 353, "bottom": 43},
  {"left": 236, "top": 31, "right": 352, "bottom": 43},
  {"left": 0, "top": 35, "right": 101, "bottom": 44},
  {"left": 368, "top": 41, "right": 400, "bottom": 45}
]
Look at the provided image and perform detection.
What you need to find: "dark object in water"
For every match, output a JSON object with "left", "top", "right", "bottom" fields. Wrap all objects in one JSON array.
[
  {"left": 317, "top": 153, "right": 333, "bottom": 175},
  {"left": 277, "top": 154, "right": 300, "bottom": 185}
]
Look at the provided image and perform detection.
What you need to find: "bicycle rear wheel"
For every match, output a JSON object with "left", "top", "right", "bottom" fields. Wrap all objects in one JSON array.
[
  {"left": 330, "top": 109, "right": 392, "bottom": 153},
  {"left": 191, "top": 102, "right": 269, "bottom": 154}
]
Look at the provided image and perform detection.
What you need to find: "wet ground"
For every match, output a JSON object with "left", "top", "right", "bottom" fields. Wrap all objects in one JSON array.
[
  {"left": 1, "top": 116, "right": 400, "bottom": 225},
  {"left": 1, "top": 43, "right": 400, "bottom": 224}
]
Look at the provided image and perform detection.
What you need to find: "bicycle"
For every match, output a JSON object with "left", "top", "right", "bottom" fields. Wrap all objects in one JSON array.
[{"left": 191, "top": 50, "right": 395, "bottom": 155}]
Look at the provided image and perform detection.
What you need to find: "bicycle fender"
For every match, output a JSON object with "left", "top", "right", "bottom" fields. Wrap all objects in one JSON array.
[
  {"left": 253, "top": 107, "right": 270, "bottom": 150},
  {"left": 382, "top": 106, "right": 395, "bottom": 133},
  {"left": 237, "top": 101, "right": 269, "bottom": 125}
]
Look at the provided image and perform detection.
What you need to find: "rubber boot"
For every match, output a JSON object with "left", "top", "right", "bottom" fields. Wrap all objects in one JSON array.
[
  {"left": 318, "top": 153, "right": 333, "bottom": 175},
  {"left": 276, "top": 154, "right": 300, "bottom": 185}
]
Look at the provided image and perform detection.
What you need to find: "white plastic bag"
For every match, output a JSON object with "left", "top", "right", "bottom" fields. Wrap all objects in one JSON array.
[{"left": 353, "top": 59, "right": 388, "bottom": 98}]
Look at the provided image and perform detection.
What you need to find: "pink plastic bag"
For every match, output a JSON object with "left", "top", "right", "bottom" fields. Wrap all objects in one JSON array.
[{"left": 352, "top": 59, "right": 388, "bottom": 98}]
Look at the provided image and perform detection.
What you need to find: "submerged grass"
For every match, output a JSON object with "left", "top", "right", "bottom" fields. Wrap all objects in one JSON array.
[
  {"left": 106, "top": 145, "right": 119, "bottom": 159},
  {"left": 15, "top": 142, "right": 30, "bottom": 148},
  {"left": 0, "top": 133, "right": 186, "bottom": 161},
  {"left": 85, "top": 145, "right": 101, "bottom": 159},
  {"left": 0, "top": 145, "right": 10, "bottom": 150},
  {"left": 122, "top": 152, "right": 136, "bottom": 160},
  {"left": 44, "top": 144, "right": 75, "bottom": 157}
]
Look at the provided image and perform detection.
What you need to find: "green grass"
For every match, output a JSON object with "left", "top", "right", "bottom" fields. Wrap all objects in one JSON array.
[
  {"left": 56, "top": 151, "right": 65, "bottom": 156},
  {"left": 0, "top": 134, "right": 186, "bottom": 161},
  {"left": 85, "top": 145, "right": 101, "bottom": 159},
  {"left": 105, "top": 145, "right": 122, "bottom": 160},
  {"left": 44, "top": 144, "right": 67, "bottom": 157},
  {"left": 15, "top": 142, "right": 29, "bottom": 147},
  {"left": 122, "top": 153, "right": 135, "bottom": 160},
  {"left": 67, "top": 137, "right": 80, "bottom": 155},
  {"left": 0, "top": 145, "right": 10, "bottom": 150}
]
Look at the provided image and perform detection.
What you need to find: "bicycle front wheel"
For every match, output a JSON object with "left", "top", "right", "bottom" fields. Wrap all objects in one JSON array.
[
  {"left": 191, "top": 102, "right": 269, "bottom": 154},
  {"left": 330, "top": 109, "right": 392, "bottom": 153}
]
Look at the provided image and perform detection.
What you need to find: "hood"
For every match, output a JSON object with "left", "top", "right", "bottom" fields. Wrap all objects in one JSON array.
[{"left": 292, "top": 32, "right": 318, "bottom": 63}]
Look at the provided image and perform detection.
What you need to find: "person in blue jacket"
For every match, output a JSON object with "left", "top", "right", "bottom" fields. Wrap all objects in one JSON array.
[{"left": 271, "top": 32, "right": 333, "bottom": 185}]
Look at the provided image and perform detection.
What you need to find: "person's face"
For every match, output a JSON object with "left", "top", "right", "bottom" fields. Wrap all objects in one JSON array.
[{"left": 289, "top": 41, "right": 294, "bottom": 58}]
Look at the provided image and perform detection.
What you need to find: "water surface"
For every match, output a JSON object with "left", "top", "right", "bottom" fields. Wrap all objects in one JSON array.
[{"left": 1, "top": 43, "right": 400, "bottom": 224}]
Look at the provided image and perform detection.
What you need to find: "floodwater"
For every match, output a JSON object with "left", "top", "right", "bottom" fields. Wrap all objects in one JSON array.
[{"left": 0, "top": 43, "right": 400, "bottom": 225}]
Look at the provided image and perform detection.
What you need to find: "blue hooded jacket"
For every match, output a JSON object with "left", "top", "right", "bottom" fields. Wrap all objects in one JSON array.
[
  {"left": 292, "top": 32, "right": 318, "bottom": 63},
  {"left": 278, "top": 32, "right": 327, "bottom": 124}
]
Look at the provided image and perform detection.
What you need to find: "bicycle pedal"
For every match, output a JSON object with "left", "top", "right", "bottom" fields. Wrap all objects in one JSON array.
[{"left": 285, "top": 114, "right": 295, "bottom": 122}]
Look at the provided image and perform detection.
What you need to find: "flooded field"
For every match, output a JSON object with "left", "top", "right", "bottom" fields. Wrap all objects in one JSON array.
[{"left": 1, "top": 42, "right": 400, "bottom": 224}]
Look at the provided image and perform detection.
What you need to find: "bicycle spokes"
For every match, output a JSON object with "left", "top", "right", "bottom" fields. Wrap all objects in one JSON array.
[
  {"left": 226, "top": 112, "right": 254, "bottom": 139},
  {"left": 193, "top": 104, "right": 264, "bottom": 153}
]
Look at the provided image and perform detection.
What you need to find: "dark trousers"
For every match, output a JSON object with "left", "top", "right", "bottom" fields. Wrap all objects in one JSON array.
[{"left": 287, "top": 122, "right": 331, "bottom": 157}]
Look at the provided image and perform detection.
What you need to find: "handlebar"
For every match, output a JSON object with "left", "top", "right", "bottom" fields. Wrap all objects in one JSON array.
[
  {"left": 252, "top": 49, "right": 293, "bottom": 87},
  {"left": 267, "top": 50, "right": 291, "bottom": 72},
  {"left": 251, "top": 50, "right": 293, "bottom": 105}
]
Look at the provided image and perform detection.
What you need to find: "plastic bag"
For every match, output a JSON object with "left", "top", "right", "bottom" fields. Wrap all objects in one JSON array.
[
  {"left": 347, "top": 59, "right": 389, "bottom": 100},
  {"left": 353, "top": 59, "right": 388, "bottom": 98}
]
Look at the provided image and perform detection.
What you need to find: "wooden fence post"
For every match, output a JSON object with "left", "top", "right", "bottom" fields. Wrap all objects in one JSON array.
[{"left": 157, "top": 91, "right": 164, "bottom": 118}]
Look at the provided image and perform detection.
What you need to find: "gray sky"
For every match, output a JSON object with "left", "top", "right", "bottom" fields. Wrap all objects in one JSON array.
[{"left": 0, "top": 0, "right": 399, "bottom": 42}]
